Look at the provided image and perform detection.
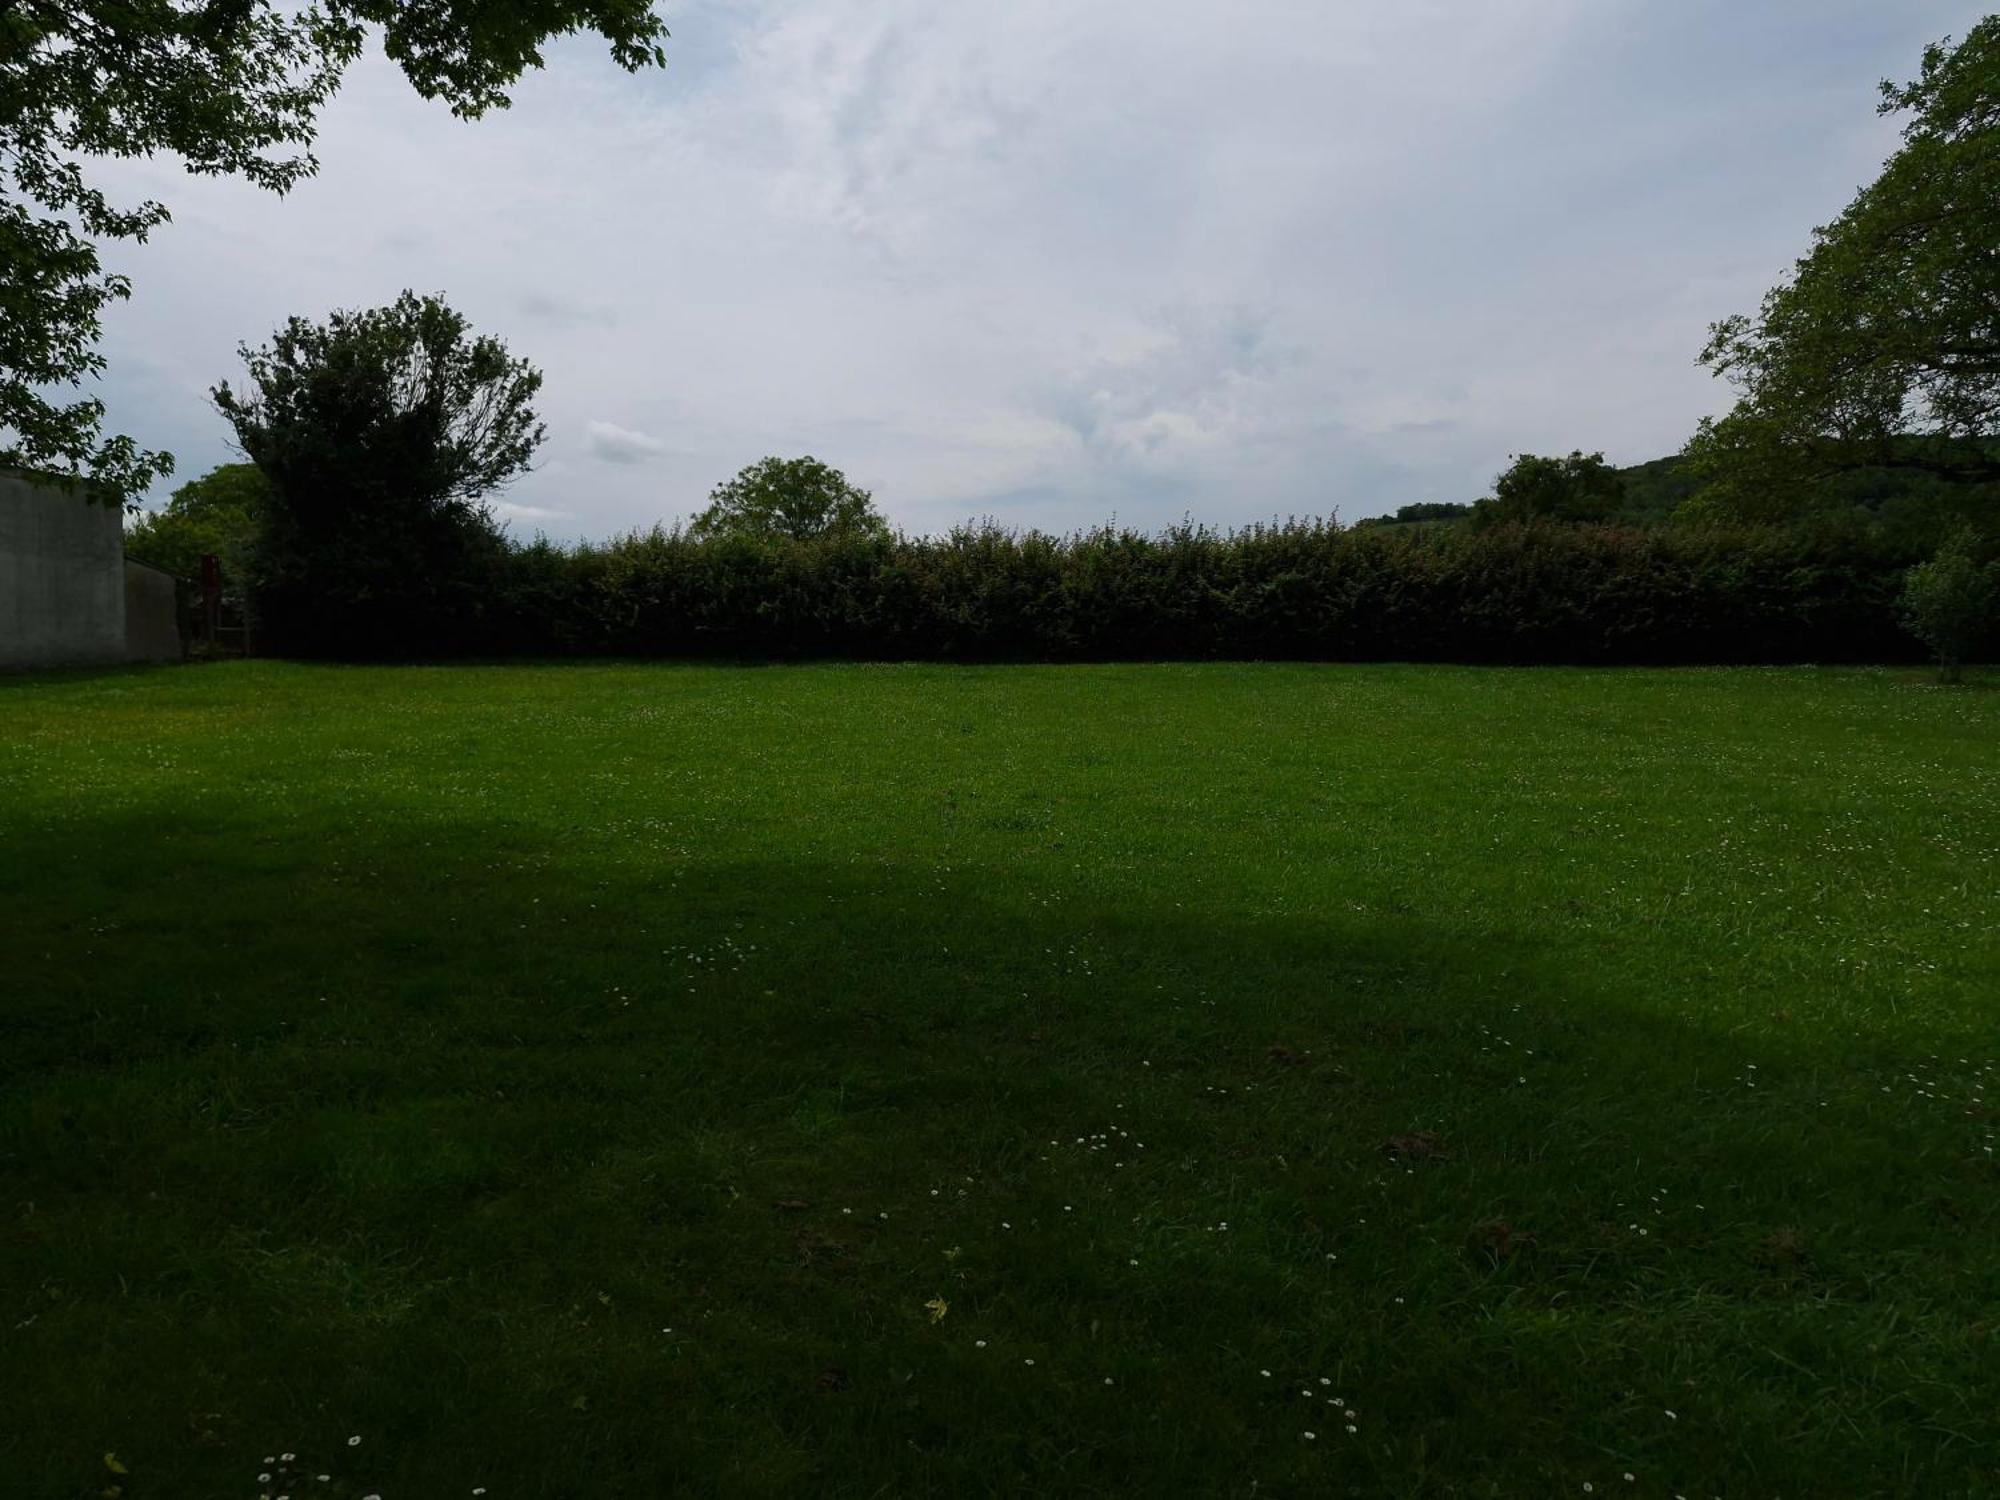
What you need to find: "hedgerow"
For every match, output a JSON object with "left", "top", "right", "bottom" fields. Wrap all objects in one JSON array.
[{"left": 400, "top": 518, "right": 1928, "bottom": 665}]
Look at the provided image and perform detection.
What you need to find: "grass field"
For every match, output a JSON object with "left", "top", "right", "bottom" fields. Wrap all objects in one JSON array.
[{"left": 2, "top": 661, "right": 1995, "bottom": 1498}]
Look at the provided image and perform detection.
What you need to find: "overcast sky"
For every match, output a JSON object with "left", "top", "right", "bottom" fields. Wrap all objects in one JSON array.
[{"left": 99, "top": 0, "right": 1987, "bottom": 538}]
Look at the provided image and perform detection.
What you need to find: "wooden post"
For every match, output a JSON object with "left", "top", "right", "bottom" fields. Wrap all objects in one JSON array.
[{"left": 199, "top": 553, "right": 222, "bottom": 644}]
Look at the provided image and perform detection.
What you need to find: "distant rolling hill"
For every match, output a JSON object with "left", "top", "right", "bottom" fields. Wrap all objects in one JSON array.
[{"left": 1361, "top": 445, "right": 1993, "bottom": 530}]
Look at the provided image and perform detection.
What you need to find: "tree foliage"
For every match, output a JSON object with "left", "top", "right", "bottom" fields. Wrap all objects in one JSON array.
[
  {"left": 1899, "top": 527, "right": 1997, "bottom": 681},
  {"left": 691, "top": 456, "right": 889, "bottom": 543},
  {"left": 215, "top": 292, "right": 545, "bottom": 510},
  {"left": 1687, "top": 20, "right": 2000, "bottom": 519},
  {"left": 123, "top": 462, "right": 269, "bottom": 596},
  {"left": 0, "top": 0, "right": 666, "bottom": 505},
  {"left": 213, "top": 292, "right": 544, "bottom": 655},
  {"left": 1473, "top": 451, "right": 1624, "bottom": 528}
]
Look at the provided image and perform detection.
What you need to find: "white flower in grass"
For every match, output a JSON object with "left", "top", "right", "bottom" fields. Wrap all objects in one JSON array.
[
  {"left": 1301, "top": 1430, "right": 1316, "bottom": 1440},
  {"left": 348, "top": 1436, "right": 362, "bottom": 1447}
]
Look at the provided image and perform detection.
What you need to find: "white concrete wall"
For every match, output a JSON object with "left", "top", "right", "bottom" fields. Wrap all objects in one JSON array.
[{"left": 0, "top": 471, "right": 127, "bottom": 669}]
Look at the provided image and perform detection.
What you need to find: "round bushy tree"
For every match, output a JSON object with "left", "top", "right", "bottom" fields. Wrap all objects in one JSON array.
[
  {"left": 691, "top": 456, "right": 888, "bottom": 542},
  {"left": 1473, "top": 451, "right": 1624, "bottom": 527}
]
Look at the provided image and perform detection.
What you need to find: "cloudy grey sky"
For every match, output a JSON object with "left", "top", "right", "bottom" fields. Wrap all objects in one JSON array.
[{"left": 100, "top": 0, "right": 1987, "bottom": 538}]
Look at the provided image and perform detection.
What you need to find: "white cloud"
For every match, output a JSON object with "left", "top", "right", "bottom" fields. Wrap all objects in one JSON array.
[
  {"left": 584, "top": 421, "right": 665, "bottom": 464},
  {"left": 83, "top": 0, "right": 1982, "bottom": 537},
  {"left": 494, "top": 500, "right": 575, "bottom": 522}
]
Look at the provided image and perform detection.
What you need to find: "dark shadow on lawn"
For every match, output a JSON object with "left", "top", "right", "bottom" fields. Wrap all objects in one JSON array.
[{"left": 2, "top": 807, "right": 1994, "bottom": 1496}]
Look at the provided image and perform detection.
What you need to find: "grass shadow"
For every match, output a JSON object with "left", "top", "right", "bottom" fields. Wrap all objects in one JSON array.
[{"left": 2, "top": 804, "right": 1995, "bottom": 1495}]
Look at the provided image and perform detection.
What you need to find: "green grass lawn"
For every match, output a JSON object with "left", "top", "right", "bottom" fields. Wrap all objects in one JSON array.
[{"left": 2, "top": 661, "right": 1995, "bottom": 1498}]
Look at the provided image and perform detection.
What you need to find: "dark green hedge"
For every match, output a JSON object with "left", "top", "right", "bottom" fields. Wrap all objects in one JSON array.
[{"left": 389, "top": 519, "right": 1925, "bottom": 665}]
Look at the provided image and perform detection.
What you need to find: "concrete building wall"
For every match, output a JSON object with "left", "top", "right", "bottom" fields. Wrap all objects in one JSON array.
[
  {"left": 0, "top": 471, "right": 128, "bottom": 669},
  {"left": 124, "top": 561, "right": 184, "bottom": 663}
]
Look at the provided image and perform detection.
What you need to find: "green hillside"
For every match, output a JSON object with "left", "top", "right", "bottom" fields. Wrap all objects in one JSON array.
[{"left": 1363, "top": 445, "right": 1996, "bottom": 531}]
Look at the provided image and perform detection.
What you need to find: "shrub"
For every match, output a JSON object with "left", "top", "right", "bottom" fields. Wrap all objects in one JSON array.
[{"left": 1899, "top": 527, "right": 1997, "bottom": 682}]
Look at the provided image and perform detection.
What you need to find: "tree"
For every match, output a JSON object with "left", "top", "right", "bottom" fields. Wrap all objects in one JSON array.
[
  {"left": 691, "top": 456, "right": 889, "bottom": 542},
  {"left": 1686, "top": 20, "right": 2000, "bottom": 520},
  {"left": 1473, "top": 451, "right": 1624, "bottom": 528},
  {"left": 123, "top": 462, "right": 269, "bottom": 595},
  {"left": 1900, "top": 527, "right": 1996, "bottom": 682},
  {"left": 0, "top": 0, "right": 666, "bottom": 507},
  {"left": 213, "top": 292, "right": 544, "bottom": 655}
]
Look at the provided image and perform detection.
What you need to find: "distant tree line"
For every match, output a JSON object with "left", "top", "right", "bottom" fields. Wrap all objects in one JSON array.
[
  {"left": 124, "top": 286, "right": 1989, "bottom": 669},
  {"left": 120, "top": 17, "right": 2000, "bottom": 676}
]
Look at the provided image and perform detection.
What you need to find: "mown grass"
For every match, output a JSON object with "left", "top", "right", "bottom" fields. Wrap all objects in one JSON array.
[{"left": 1, "top": 660, "right": 1995, "bottom": 1498}]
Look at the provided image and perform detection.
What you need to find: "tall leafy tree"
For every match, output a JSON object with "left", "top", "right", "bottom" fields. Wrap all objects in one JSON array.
[
  {"left": 0, "top": 0, "right": 665, "bottom": 505},
  {"left": 692, "top": 456, "right": 890, "bottom": 542},
  {"left": 213, "top": 291, "right": 544, "bottom": 655},
  {"left": 123, "top": 462, "right": 270, "bottom": 595},
  {"left": 1687, "top": 20, "right": 2000, "bottom": 520}
]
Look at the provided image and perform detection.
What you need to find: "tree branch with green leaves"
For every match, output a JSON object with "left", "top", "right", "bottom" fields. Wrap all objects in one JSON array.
[
  {"left": 1686, "top": 19, "right": 2000, "bottom": 522},
  {"left": 0, "top": 0, "right": 666, "bottom": 505}
]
